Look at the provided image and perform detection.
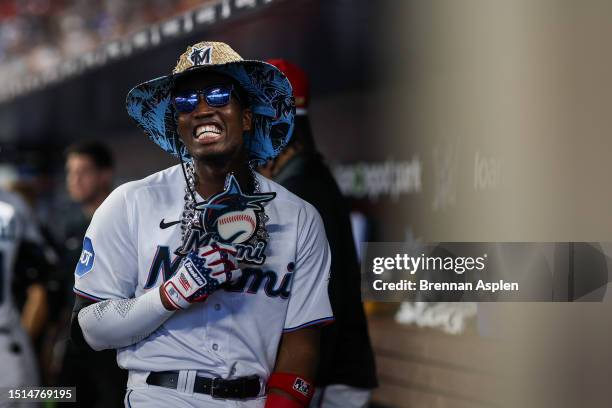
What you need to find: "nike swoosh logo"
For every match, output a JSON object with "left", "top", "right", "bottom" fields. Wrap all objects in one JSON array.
[{"left": 159, "top": 219, "right": 181, "bottom": 229}]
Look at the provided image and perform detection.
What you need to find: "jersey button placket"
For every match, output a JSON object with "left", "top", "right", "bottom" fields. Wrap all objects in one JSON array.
[{"left": 211, "top": 305, "right": 222, "bottom": 354}]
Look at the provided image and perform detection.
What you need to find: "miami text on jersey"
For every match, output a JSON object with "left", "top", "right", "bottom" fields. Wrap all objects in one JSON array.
[{"left": 145, "top": 245, "right": 292, "bottom": 299}]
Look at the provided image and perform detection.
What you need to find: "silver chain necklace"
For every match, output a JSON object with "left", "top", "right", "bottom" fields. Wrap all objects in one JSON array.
[{"left": 179, "top": 159, "right": 199, "bottom": 243}]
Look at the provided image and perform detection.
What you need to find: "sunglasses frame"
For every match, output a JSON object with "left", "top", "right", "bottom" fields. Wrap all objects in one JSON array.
[{"left": 172, "top": 84, "right": 236, "bottom": 113}]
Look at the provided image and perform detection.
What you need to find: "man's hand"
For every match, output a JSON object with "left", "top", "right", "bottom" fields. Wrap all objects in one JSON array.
[{"left": 160, "top": 243, "right": 240, "bottom": 310}]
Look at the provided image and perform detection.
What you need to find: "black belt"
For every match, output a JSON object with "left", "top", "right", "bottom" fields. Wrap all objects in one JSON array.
[{"left": 146, "top": 371, "right": 261, "bottom": 399}]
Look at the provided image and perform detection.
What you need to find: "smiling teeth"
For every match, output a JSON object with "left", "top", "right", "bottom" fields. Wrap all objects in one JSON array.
[{"left": 196, "top": 124, "right": 222, "bottom": 137}]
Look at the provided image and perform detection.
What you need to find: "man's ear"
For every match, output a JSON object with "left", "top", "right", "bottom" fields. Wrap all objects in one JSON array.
[{"left": 242, "top": 108, "right": 253, "bottom": 132}]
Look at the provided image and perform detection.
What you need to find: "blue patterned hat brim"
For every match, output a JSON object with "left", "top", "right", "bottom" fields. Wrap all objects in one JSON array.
[{"left": 125, "top": 60, "right": 296, "bottom": 164}]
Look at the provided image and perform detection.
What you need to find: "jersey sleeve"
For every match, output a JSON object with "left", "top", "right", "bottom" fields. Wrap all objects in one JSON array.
[
  {"left": 73, "top": 184, "right": 138, "bottom": 301},
  {"left": 283, "top": 204, "right": 334, "bottom": 332}
]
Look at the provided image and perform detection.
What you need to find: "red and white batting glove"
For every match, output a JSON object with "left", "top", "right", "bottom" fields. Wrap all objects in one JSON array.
[{"left": 161, "top": 243, "right": 241, "bottom": 310}]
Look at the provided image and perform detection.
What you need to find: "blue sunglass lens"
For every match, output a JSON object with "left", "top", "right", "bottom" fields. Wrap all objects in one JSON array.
[
  {"left": 205, "top": 87, "right": 231, "bottom": 107},
  {"left": 174, "top": 93, "right": 198, "bottom": 112},
  {"left": 173, "top": 86, "right": 233, "bottom": 112}
]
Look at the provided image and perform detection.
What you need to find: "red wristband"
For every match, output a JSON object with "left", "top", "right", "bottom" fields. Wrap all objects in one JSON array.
[
  {"left": 267, "top": 372, "right": 314, "bottom": 407},
  {"left": 265, "top": 392, "right": 303, "bottom": 408}
]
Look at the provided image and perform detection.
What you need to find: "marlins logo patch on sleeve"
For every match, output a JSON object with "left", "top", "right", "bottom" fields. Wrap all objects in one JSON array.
[
  {"left": 75, "top": 237, "right": 95, "bottom": 278},
  {"left": 293, "top": 378, "right": 311, "bottom": 396}
]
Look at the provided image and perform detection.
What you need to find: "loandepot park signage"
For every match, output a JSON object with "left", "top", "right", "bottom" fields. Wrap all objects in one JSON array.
[
  {"left": 332, "top": 158, "right": 422, "bottom": 201},
  {"left": 332, "top": 152, "right": 502, "bottom": 203},
  {"left": 0, "top": 0, "right": 276, "bottom": 103}
]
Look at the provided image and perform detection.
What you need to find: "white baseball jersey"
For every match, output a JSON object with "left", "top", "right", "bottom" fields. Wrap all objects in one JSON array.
[
  {"left": 0, "top": 189, "right": 42, "bottom": 390},
  {"left": 0, "top": 189, "right": 43, "bottom": 329},
  {"left": 73, "top": 165, "right": 333, "bottom": 381}
]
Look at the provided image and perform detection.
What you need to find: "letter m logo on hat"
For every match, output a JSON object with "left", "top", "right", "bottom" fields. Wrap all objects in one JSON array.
[{"left": 189, "top": 46, "right": 212, "bottom": 66}]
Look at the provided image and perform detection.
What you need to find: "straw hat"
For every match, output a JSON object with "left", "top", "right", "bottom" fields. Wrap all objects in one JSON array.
[{"left": 126, "top": 41, "right": 295, "bottom": 163}]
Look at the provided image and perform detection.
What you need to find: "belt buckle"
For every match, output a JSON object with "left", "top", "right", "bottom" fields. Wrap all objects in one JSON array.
[{"left": 210, "top": 377, "right": 223, "bottom": 399}]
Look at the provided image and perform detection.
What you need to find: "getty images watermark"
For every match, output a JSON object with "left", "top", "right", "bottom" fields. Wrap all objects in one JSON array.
[
  {"left": 372, "top": 252, "right": 518, "bottom": 293},
  {"left": 361, "top": 243, "right": 612, "bottom": 302}
]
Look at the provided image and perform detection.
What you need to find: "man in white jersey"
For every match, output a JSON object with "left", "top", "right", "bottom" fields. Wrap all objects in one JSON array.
[
  {"left": 71, "top": 42, "right": 333, "bottom": 408},
  {"left": 0, "top": 188, "right": 50, "bottom": 406}
]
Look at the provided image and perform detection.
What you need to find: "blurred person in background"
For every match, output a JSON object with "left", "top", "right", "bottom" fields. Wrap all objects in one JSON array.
[
  {"left": 65, "top": 141, "right": 114, "bottom": 219},
  {"left": 0, "top": 186, "right": 52, "bottom": 400},
  {"left": 260, "top": 60, "right": 378, "bottom": 408},
  {"left": 6, "top": 166, "right": 63, "bottom": 386},
  {"left": 54, "top": 140, "right": 127, "bottom": 408},
  {"left": 57, "top": 141, "right": 114, "bottom": 311}
]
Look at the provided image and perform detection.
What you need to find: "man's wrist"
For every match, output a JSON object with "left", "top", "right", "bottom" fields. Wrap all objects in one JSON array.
[
  {"left": 266, "top": 373, "right": 314, "bottom": 407},
  {"left": 265, "top": 392, "right": 303, "bottom": 408}
]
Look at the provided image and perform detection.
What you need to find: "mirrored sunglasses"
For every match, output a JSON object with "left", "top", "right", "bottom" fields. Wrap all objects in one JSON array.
[{"left": 173, "top": 85, "right": 235, "bottom": 113}]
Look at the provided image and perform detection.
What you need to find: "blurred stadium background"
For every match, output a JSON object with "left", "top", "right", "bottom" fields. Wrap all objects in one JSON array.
[{"left": 4, "top": 0, "right": 612, "bottom": 407}]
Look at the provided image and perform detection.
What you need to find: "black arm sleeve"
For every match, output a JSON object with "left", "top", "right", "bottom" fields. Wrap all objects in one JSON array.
[
  {"left": 69, "top": 295, "right": 96, "bottom": 352},
  {"left": 12, "top": 240, "right": 53, "bottom": 311}
]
